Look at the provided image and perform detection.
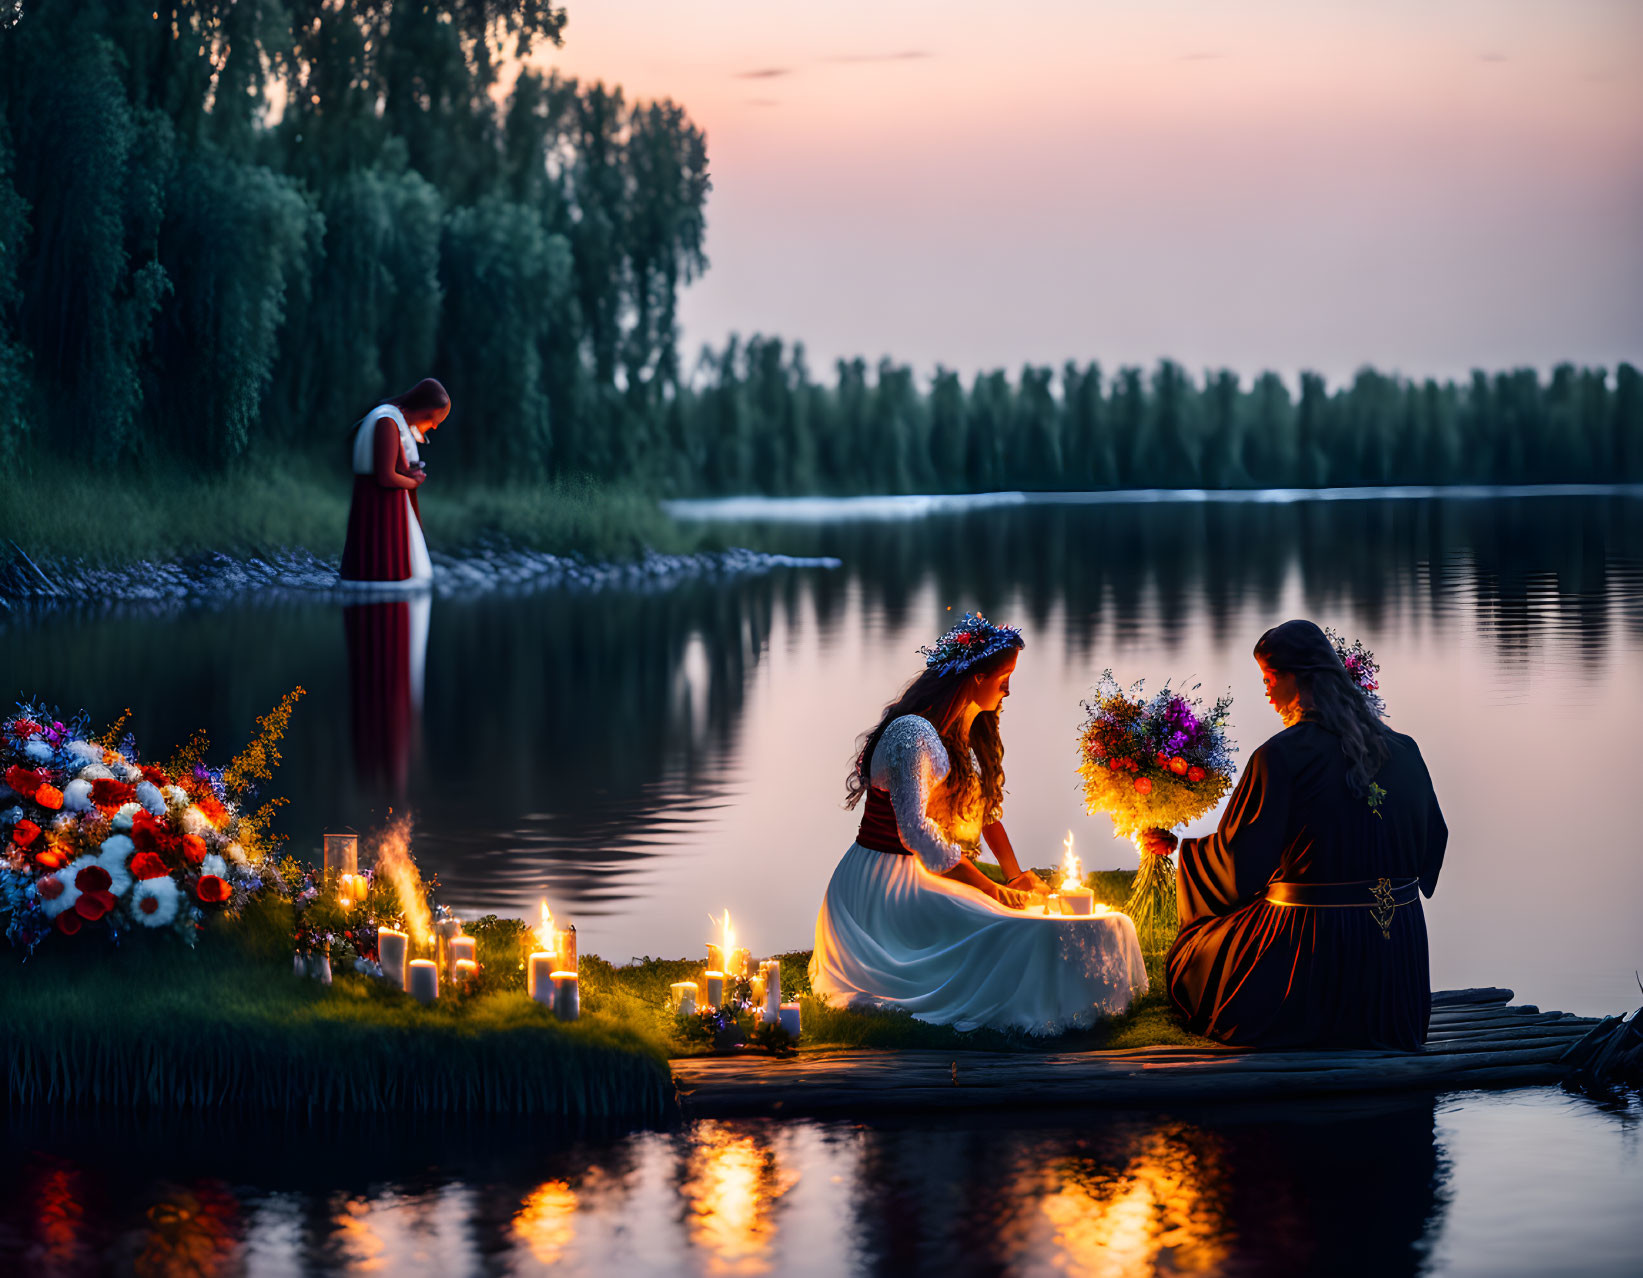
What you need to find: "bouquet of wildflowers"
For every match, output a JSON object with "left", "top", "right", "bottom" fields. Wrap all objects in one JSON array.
[
  {"left": 0, "top": 692, "right": 302, "bottom": 955},
  {"left": 1077, "top": 673, "right": 1235, "bottom": 951}
]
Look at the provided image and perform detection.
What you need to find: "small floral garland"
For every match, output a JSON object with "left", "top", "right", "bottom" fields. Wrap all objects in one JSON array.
[
  {"left": 918, "top": 611, "right": 1025, "bottom": 677},
  {"left": 1325, "top": 627, "right": 1387, "bottom": 718}
]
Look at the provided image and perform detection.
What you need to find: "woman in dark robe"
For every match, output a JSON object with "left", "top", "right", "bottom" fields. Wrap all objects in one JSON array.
[{"left": 1146, "top": 620, "right": 1447, "bottom": 1049}]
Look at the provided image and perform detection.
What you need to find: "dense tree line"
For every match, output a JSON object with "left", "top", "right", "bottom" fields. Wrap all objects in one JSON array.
[
  {"left": 0, "top": 0, "right": 708, "bottom": 479},
  {"left": 662, "top": 346, "right": 1642, "bottom": 494},
  {"left": 1, "top": 5, "right": 1635, "bottom": 496}
]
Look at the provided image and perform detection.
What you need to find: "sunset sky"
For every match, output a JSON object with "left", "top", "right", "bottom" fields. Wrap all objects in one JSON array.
[{"left": 535, "top": 0, "right": 1643, "bottom": 387}]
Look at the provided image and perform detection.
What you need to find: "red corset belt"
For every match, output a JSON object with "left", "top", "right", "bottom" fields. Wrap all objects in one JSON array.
[{"left": 857, "top": 787, "right": 913, "bottom": 855}]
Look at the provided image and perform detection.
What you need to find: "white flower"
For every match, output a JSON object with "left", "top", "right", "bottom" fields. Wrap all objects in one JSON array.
[
  {"left": 36, "top": 871, "right": 79, "bottom": 918},
  {"left": 181, "top": 805, "right": 212, "bottom": 835},
  {"left": 225, "top": 842, "right": 250, "bottom": 867},
  {"left": 67, "top": 740, "right": 102, "bottom": 762},
  {"left": 51, "top": 812, "right": 74, "bottom": 832},
  {"left": 98, "top": 834, "right": 136, "bottom": 896},
  {"left": 76, "top": 763, "right": 114, "bottom": 782},
  {"left": 161, "top": 785, "right": 188, "bottom": 808},
  {"left": 129, "top": 876, "right": 180, "bottom": 927},
  {"left": 61, "top": 779, "right": 96, "bottom": 813},
  {"left": 119, "top": 763, "right": 145, "bottom": 783},
  {"left": 135, "top": 782, "right": 165, "bottom": 816},
  {"left": 201, "top": 853, "right": 228, "bottom": 880},
  {"left": 112, "top": 802, "right": 142, "bottom": 833},
  {"left": 23, "top": 739, "right": 51, "bottom": 764}
]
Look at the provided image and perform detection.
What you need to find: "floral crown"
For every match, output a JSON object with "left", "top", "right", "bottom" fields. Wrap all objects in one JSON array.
[
  {"left": 1324, "top": 627, "right": 1387, "bottom": 719},
  {"left": 918, "top": 612, "right": 1024, "bottom": 677}
]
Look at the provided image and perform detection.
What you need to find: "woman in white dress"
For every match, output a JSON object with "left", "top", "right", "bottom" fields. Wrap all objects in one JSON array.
[
  {"left": 339, "top": 378, "right": 448, "bottom": 587},
  {"left": 810, "top": 613, "right": 1148, "bottom": 1036}
]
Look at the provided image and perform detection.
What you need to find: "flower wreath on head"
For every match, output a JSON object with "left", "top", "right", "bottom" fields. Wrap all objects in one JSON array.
[{"left": 918, "top": 611, "right": 1025, "bottom": 677}]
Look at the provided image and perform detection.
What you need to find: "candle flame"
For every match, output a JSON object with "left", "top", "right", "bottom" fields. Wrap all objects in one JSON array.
[
  {"left": 711, "top": 908, "right": 734, "bottom": 957},
  {"left": 372, "top": 815, "right": 431, "bottom": 944},
  {"left": 1061, "top": 830, "right": 1082, "bottom": 894},
  {"left": 536, "top": 900, "right": 557, "bottom": 954}
]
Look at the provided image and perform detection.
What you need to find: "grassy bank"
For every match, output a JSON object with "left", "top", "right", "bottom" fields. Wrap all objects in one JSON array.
[
  {"left": 0, "top": 461, "right": 702, "bottom": 567},
  {"left": 4, "top": 871, "right": 1198, "bottom": 1119}
]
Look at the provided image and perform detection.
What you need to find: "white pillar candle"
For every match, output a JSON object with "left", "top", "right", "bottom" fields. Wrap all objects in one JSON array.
[
  {"left": 704, "top": 970, "right": 725, "bottom": 1010},
  {"left": 377, "top": 928, "right": 408, "bottom": 990},
  {"left": 1059, "top": 887, "right": 1095, "bottom": 916},
  {"left": 763, "top": 960, "right": 783, "bottom": 1020},
  {"left": 449, "top": 936, "right": 476, "bottom": 968},
  {"left": 528, "top": 952, "right": 557, "bottom": 1005},
  {"left": 453, "top": 958, "right": 478, "bottom": 985},
  {"left": 308, "top": 953, "right": 332, "bottom": 985},
  {"left": 408, "top": 959, "right": 438, "bottom": 1005},
  {"left": 728, "top": 947, "right": 751, "bottom": 980},
  {"left": 750, "top": 974, "right": 766, "bottom": 1008},
  {"left": 778, "top": 1002, "right": 801, "bottom": 1040},
  {"left": 293, "top": 952, "right": 307, "bottom": 978},
  {"left": 551, "top": 971, "right": 580, "bottom": 1022},
  {"left": 670, "top": 980, "right": 699, "bottom": 1010}
]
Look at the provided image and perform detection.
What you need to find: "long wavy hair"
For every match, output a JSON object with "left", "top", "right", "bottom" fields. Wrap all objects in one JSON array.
[
  {"left": 844, "top": 647, "right": 1016, "bottom": 826},
  {"left": 1254, "top": 619, "right": 1390, "bottom": 797}
]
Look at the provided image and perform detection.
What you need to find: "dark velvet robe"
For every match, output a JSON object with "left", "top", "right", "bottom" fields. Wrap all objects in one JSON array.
[{"left": 1165, "top": 719, "right": 1447, "bottom": 1049}]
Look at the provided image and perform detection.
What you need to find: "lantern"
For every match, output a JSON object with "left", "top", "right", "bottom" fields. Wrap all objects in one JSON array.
[{"left": 324, "top": 828, "right": 359, "bottom": 879}]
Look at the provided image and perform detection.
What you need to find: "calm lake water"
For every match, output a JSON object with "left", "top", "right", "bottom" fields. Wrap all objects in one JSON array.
[{"left": 5, "top": 489, "right": 1642, "bottom": 1274}]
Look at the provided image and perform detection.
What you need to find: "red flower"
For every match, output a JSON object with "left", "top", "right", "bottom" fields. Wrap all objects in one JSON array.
[
  {"left": 37, "top": 874, "right": 64, "bottom": 901},
  {"left": 181, "top": 834, "right": 207, "bottom": 865},
  {"left": 129, "top": 851, "right": 170, "bottom": 880},
  {"left": 5, "top": 765, "right": 47, "bottom": 797},
  {"left": 195, "top": 874, "right": 231, "bottom": 904},
  {"left": 74, "top": 864, "right": 112, "bottom": 894},
  {"left": 1169, "top": 756, "right": 1189, "bottom": 776},
  {"left": 35, "top": 846, "right": 66, "bottom": 870},
  {"left": 1187, "top": 766, "right": 1206, "bottom": 783},
  {"left": 953, "top": 631, "right": 974, "bottom": 645},
  {"left": 11, "top": 818, "right": 41, "bottom": 848},
  {"left": 1133, "top": 776, "right": 1154, "bottom": 795},
  {"left": 132, "top": 810, "right": 181, "bottom": 857},
  {"left": 1155, "top": 752, "right": 1171, "bottom": 768},
  {"left": 74, "top": 889, "right": 116, "bottom": 921},
  {"left": 34, "top": 784, "right": 63, "bottom": 811},
  {"left": 141, "top": 765, "right": 171, "bottom": 786},
  {"left": 55, "top": 911, "right": 83, "bottom": 935},
  {"left": 8, "top": 718, "right": 43, "bottom": 740},
  {"left": 89, "top": 777, "right": 136, "bottom": 811}
]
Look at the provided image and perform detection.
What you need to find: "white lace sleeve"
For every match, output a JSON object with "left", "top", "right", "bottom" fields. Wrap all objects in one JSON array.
[{"left": 869, "top": 715, "right": 965, "bottom": 874}]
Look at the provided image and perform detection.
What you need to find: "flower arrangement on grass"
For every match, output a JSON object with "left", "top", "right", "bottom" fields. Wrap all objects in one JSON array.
[
  {"left": 0, "top": 691, "right": 304, "bottom": 954},
  {"left": 1077, "top": 672, "right": 1236, "bottom": 951}
]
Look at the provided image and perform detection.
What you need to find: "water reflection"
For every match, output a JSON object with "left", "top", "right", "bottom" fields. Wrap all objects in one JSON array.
[
  {"left": 6, "top": 1092, "right": 1634, "bottom": 1276},
  {"left": 343, "top": 596, "right": 430, "bottom": 798}
]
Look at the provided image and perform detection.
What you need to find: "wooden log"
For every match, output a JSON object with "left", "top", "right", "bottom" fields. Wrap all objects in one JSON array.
[{"left": 1430, "top": 987, "right": 1514, "bottom": 1007}]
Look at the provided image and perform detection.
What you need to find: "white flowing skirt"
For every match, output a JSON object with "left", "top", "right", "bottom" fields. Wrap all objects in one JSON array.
[{"left": 809, "top": 844, "right": 1149, "bottom": 1036}]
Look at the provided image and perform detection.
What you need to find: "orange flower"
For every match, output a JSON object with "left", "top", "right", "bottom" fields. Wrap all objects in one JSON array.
[
  {"left": 35, "top": 784, "right": 63, "bottom": 810},
  {"left": 181, "top": 834, "right": 207, "bottom": 865},
  {"left": 196, "top": 794, "right": 227, "bottom": 826},
  {"left": 1169, "top": 756, "right": 1189, "bottom": 776},
  {"left": 35, "top": 847, "right": 67, "bottom": 871},
  {"left": 195, "top": 874, "right": 231, "bottom": 904},
  {"left": 1133, "top": 776, "right": 1154, "bottom": 795}
]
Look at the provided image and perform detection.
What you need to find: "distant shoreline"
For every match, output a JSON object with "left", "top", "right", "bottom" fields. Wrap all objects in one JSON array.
[{"left": 666, "top": 482, "right": 1643, "bottom": 523}]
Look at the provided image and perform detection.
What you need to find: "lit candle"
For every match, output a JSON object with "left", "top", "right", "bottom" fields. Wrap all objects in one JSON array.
[
  {"left": 528, "top": 952, "right": 557, "bottom": 1006},
  {"left": 751, "top": 973, "right": 766, "bottom": 1008},
  {"left": 778, "top": 1002, "right": 801, "bottom": 1040},
  {"left": 1058, "top": 829, "right": 1094, "bottom": 915},
  {"left": 704, "top": 970, "right": 725, "bottom": 1010},
  {"left": 560, "top": 924, "right": 577, "bottom": 973},
  {"left": 377, "top": 928, "right": 408, "bottom": 990},
  {"left": 708, "top": 909, "right": 743, "bottom": 980},
  {"left": 1059, "top": 887, "right": 1095, "bottom": 916},
  {"left": 671, "top": 981, "right": 698, "bottom": 1013},
  {"left": 762, "top": 960, "right": 783, "bottom": 1021},
  {"left": 308, "top": 953, "right": 332, "bottom": 985},
  {"left": 453, "top": 958, "right": 478, "bottom": 985},
  {"left": 706, "top": 943, "right": 724, "bottom": 973},
  {"left": 408, "top": 958, "right": 438, "bottom": 1005},
  {"left": 449, "top": 935, "right": 476, "bottom": 968},
  {"left": 337, "top": 873, "right": 357, "bottom": 908},
  {"left": 728, "top": 947, "right": 751, "bottom": 980},
  {"left": 551, "top": 971, "right": 579, "bottom": 1021}
]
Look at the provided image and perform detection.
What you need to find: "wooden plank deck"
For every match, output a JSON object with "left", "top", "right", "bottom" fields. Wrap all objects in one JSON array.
[{"left": 671, "top": 988, "right": 1604, "bottom": 1117}]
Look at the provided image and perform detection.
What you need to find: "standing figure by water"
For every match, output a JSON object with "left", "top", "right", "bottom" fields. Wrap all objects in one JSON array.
[
  {"left": 1155, "top": 620, "right": 1447, "bottom": 1049},
  {"left": 810, "top": 614, "right": 1148, "bottom": 1035},
  {"left": 340, "top": 379, "right": 450, "bottom": 587}
]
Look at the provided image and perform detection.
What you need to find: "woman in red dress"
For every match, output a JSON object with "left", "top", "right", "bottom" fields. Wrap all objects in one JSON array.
[{"left": 339, "top": 378, "right": 450, "bottom": 586}]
